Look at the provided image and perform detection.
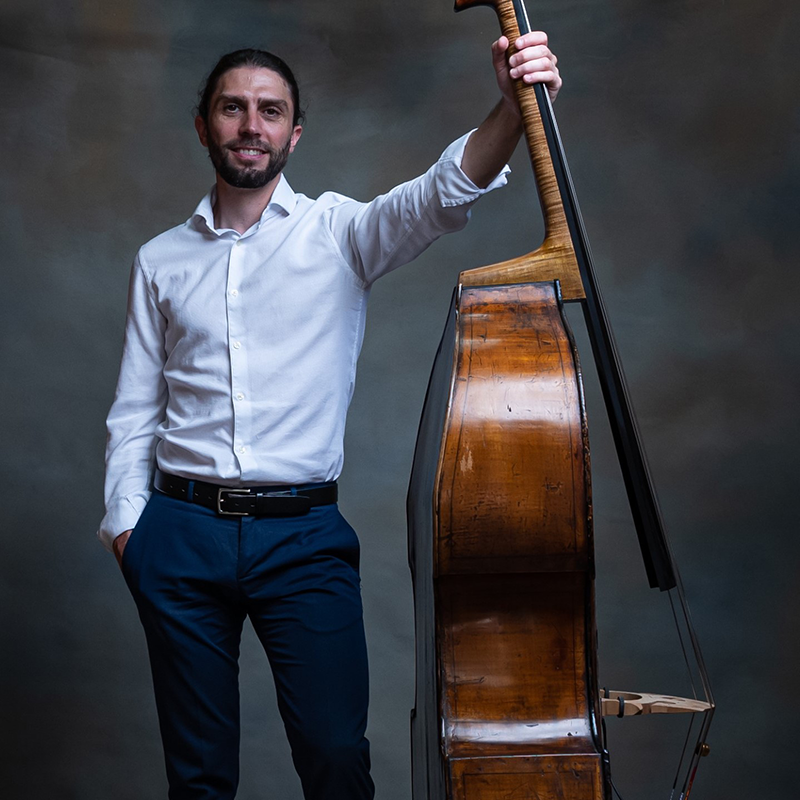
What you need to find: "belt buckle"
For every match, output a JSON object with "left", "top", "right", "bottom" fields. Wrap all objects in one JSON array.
[{"left": 217, "top": 487, "right": 251, "bottom": 516}]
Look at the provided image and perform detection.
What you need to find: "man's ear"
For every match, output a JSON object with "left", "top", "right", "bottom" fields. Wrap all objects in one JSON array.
[
  {"left": 194, "top": 116, "right": 208, "bottom": 148},
  {"left": 289, "top": 125, "right": 303, "bottom": 153}
]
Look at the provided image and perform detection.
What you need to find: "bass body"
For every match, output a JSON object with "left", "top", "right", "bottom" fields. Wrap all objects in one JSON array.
[
  {"left": 407, "top": 280, "right": 609, "bottom": 800},
  {"left": 407, "top": 1, "right": 713, "bottom": 796}
]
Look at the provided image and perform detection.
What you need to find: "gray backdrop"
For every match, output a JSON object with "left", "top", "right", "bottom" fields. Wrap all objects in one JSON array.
[{"left": 1, "top": 0, "right": 798, "bottom": 797}]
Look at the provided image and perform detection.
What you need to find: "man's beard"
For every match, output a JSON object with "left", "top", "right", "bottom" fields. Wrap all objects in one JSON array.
[{"left": 207, "top": 134, "right": 291, "bottom": 189}]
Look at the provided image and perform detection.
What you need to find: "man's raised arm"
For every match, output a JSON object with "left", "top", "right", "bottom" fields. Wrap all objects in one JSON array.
[{"left": 462, "top": 31, "right": 561, "bottom": 188}]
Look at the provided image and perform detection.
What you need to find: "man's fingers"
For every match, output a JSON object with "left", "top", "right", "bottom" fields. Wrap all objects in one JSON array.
[
  {"left": 515, "top": 30, "right": 548, "bottom": 49},
  {"left": 510, "top": 53, "right": 560, "bottom": 85},
  {"left": 506, "top": 34, "right": 560, "bottom": 100},
  {"left": 510, "top": 55, "right": 557, "bottom": 79},
  {"left": 492, "top": 36, "right": 510, "bottom": 68},
  {"left": 521, "top": 70, "right": 560, "bottom": 89},
  {"left": 493, "top": 29, "right": 561, "bottom": 104},
  {"left": 493, "top": 35, "right": 510, "bottom": 52},
  {"left": 113, "top": 529, "right": 133, "bottom": 567},
  {"left": 509, "top": 46, "right": 556, "bottom": 69}
]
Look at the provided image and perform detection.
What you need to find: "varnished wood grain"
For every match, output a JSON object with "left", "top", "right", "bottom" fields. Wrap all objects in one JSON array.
[
  {"left": 450, "top": 756, "right": 604, "bottom": 800},
  {"left": 434, "top": 284, "right": 603, "bottom": 800},
  {"left": 457, "top": 0, "right": 585, "bottom": 300},
  {"left": 408, "top": 2, "right": 610, "bottom": 798},
  {"left": 407, "top": 282, "right": 606, "bottom": 800},
  {"left": 436, "top": 284, "right": 590, "bottom": 576},
  {"left": 460, "top": 242, "right": 586, "bottom": 301},
  {"left": 440, "top": 573, "right": 595, "bottom": 755}
]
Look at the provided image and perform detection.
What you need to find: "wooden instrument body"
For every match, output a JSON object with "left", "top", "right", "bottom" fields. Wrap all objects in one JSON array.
[
  {"left": 408, "top": 0, "right": 713, "bottom": 795},
  {"left": 408, "top": 281, "right": 608, "bottom": 800}
]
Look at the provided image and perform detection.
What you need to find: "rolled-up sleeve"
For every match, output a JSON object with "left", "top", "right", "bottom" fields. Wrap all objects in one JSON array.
[
  {"left": 326, "top": 130, "right": 510, "bottom": 285},
  {"left": 97, "top": 251, "right": 167, "bottom": 552}
]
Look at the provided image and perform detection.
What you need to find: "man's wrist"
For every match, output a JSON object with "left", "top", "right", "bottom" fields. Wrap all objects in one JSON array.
[{"left": 499, "top": 94, "right": 523, "bottom": 125}]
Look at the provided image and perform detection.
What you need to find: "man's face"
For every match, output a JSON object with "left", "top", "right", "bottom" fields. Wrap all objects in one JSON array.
[{"left": 195, "top": 66, "right": 303, "bottom": 190}]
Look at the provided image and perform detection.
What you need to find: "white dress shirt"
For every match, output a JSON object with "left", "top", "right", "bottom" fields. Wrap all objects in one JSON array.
[{"left": 99, "top": 131, "right": 509, "bottom": 551}]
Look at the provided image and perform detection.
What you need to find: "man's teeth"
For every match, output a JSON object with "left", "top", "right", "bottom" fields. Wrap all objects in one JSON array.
[{"left": 237, "top": 149, "right": 264, "bottom": 155}]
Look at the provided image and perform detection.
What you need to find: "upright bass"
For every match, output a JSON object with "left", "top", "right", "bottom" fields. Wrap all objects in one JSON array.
[{"left": 407, "top": 1, "right": 715, "bottom": 798}]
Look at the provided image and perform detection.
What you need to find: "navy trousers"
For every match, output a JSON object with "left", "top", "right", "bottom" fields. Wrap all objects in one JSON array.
[{"left": 121, "top": 490, "right": 375, "bottom": 800}]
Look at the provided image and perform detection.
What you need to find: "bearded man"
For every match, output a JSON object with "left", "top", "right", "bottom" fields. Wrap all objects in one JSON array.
[{"left": 99, "top": 32, "right": 561, "bottom": 800}]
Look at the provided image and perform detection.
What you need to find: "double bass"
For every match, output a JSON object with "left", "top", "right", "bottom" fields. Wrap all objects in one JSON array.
[{"left": 407, "top": 1, "right": 715, "bottom": 798}]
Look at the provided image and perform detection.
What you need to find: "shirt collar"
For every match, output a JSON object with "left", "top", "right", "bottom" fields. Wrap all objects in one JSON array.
[
  {"left": 268, "top": 173, "right": 297, "bottom": 216},
  {"left": 190, "top": 173, "right": 297, "bottom": 234}
]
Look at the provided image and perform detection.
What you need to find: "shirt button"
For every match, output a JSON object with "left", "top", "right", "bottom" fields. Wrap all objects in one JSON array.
[
  {"left": 233, "top": 341, "right": 241, "bottom": 350},
  {"left": 230, "top": 289, "right": 238, "bottom": 297},
  {"left": 236, "top": 393, "right": 244, "bottom": 401},
  {"left": 238, "top": 446, "right": 247, "bottom": 454},
  {"left": 235, "top": 240, "right": 243, "bottom": 247}
]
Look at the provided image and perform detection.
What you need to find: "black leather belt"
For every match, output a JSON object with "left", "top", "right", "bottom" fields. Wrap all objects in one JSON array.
[{"left": 154, "top": 470, "right": 337, "bottom": 517}]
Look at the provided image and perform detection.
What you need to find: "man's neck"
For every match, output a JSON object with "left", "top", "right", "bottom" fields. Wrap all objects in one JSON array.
[{"left": 213, "top": 173, "right": 282, "bottom": 234}]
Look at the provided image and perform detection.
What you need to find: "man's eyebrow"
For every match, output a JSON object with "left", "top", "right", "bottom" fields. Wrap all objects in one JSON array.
[{"left": 216, "top": 93, "right": 289, "bottom": 110}]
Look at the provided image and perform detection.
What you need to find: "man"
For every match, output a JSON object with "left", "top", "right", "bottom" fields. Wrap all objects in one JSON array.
[{"left": 100, "top": 31, "right": 561, "bottom": 800}]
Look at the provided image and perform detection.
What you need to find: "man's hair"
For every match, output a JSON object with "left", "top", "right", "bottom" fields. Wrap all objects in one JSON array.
[{"left": 196, "top": 49, "right": 304, "bottom": 127}]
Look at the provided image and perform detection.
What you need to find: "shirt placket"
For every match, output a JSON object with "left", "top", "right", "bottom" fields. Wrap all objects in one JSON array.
[{"left": 226, "top": 235, "right": 256, "bottom": 478}]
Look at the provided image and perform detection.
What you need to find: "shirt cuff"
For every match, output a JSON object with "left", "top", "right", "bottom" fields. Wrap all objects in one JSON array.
[
  {"left": 435, "top": 129, "right": 511, "bottom": 208},
  {"left": 97, "top": 492, "right": 150, "bottom": 553}
]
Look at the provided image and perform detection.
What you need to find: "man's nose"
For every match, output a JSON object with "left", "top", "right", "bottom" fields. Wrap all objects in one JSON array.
[{"left": 239, "top": 109, "right": 261, "bottom": 136}]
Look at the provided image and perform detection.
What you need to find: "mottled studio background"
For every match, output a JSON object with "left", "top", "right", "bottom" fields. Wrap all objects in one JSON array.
[{"left": 1, "top": 0, "right": 798, "bottom": 797}]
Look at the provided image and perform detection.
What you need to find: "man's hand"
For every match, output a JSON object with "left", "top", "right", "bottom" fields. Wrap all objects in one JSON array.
[
  {"left": 113, "top": 529, "right": 133, "bottom": 568},
  {"left": 492, "top": 31, "right": 562, "bottom": 111},
  {"left": 461, "top": 30, "right": 562, "bottom": 189}
]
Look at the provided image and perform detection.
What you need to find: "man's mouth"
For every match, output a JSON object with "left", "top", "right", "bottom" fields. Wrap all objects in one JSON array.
[{"left": 230, "top": 146, "right": 269, "bottom": 160}]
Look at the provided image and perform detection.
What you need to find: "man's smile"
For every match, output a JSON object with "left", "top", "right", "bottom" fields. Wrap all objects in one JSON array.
[{"left": 230, "top": 145, "right": 269, "bottom": 161}]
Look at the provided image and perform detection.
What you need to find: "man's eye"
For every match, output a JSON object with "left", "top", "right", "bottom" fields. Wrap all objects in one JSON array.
[
  {"left": 263, "top": 107, "right": 280, "bottom": 117},
  {"left": 223, "top": 104, "right": 240, "bottom": 113}
]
